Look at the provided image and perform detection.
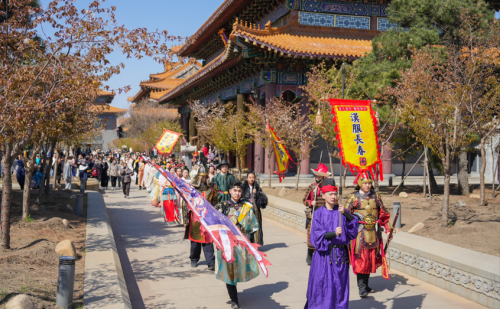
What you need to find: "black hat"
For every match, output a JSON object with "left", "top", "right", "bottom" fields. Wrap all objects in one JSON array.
[{"left": 216, "top": 160, "right": 231, "bottom": 169}]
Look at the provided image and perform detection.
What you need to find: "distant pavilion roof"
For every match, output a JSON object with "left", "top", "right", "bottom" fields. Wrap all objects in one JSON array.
[{"left": 129, "top": 59, "right": 202, "bottom": 103}]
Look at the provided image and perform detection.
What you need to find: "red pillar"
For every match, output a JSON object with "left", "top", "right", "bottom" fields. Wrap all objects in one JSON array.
[
  {"left": 382, "top": 143, "right": 392, "bottom": 174},
  {"left": 300, "top": 94, "right": 311, "bottom": 175},
  {"left": 264, "top": 82, "right": 276, "bottom": 175},
  {"left": 254, "top": 95, "right": 265, "bottom": 174}
]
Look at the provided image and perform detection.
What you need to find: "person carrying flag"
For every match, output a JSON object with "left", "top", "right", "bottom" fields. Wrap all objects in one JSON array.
[
  {"left": 302, "top": 163, "right": 335, "bottom": 265},
  {"left": 214, "top": 180, "right": 260, "bottom": 309},
  {"left": 305, "top": 184, "right": 358, "bottom": 309},
  {"left": 346, "top": 178, "right": 392, "bottom": 298}
]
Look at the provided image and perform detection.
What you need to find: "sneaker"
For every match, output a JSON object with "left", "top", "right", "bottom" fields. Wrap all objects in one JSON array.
[
  {"left": 230, "top": 302, "right": 240, "bottom": 309},
  {"left": 127, "top": 196, "right": 130, "bottom": 199},
  {"left": 360, "top": 291, "right": 368, "bottom": 298},
  {"left": 191, "top": 261, "right": 198, "bottom": 268},
  {"left": 306, "top": 254, "right": 312, "bottom": 266},
  {"left": 124, "top": 195, "right": 127, "bottom": 198},
  {"left": 208, "top": 265, "right": 215, "bottom": 271},
  {"left": 367, "top": 288, "right": 374, "bottom": 294}
]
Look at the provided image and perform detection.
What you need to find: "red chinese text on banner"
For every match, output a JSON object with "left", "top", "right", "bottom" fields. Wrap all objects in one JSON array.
[{"left": 329, "top": 99, "right": 383, "bottom": 184}]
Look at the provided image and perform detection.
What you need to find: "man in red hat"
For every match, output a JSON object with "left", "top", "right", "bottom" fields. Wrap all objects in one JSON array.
[{"left": 302, "top": 163, "right": 335, "bottom": 265}]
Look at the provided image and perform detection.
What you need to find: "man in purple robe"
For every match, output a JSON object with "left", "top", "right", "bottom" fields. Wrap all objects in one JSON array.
[{"left": 305, "top": 185, "right": 359, "bottom": 309}]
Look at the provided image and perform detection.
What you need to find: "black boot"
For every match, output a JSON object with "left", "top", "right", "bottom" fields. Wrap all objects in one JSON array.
[
  {"left": 366, "top": 273, "right": 374, "bottom": 293},
  {"left": 357, "top": 274, "right": 369, "bottom": 298},
  {"left": 306, "top": 248, "right": 314, "bottom": 266},
  {"left": 226, "top": 284, "right": 239, "bottom": 308}
]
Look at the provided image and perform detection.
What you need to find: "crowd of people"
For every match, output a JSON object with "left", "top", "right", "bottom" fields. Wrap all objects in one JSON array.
[
  {"left": 6, "top": 144, "right": 394, "bottom": 309},
  {"left": 134, "top": 152, "right": 392, "bottom": 309}
]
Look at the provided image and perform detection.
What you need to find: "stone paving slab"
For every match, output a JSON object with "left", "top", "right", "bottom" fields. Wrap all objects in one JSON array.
[{"left": 103, "top": 187, "right": 484, "bottom": 309}]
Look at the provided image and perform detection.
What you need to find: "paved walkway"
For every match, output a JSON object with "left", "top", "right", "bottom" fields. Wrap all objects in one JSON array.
[{"left": 104, "top": 187, "right": 484, "bottom": 309}]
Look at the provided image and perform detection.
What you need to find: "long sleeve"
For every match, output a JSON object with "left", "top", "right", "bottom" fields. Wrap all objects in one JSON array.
[
  {"left": 302, "top": 184, "right": 314, "bottom": 207},
  {"left": 309, "top": 210, "right": 330, "bottom": 252}
]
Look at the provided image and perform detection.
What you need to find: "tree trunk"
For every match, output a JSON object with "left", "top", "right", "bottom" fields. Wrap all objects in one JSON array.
[
  {"left": 457, "top": 151, "right": 469, "bottom": 196},
  {"left": 427, "top": 158, "right": 440, "bottom": 194},
  {"left": 23, "top": 170, "right": 32, "bottom": 221},
  {"left": 237, "top": 156, "right": 242, "bottom": 180},
  {"left": 401, "top": 160, "right": 406, "bottom": 187},
  {"left": 479, "top": 137, "right": 486, "bottom": 206},
  {"left": 52, "top": 149, "right": 60, "bottom": 191},
  {"left": 423, "top": 151, "right": 427, "bottom": 197},
  {"left": 1, "top": 141, "right": 13, "bottom": 249},
  {"left": 492, "top": 136, "right": 498, "bottom": 198},
  {"left": 296, "top": 159, "right": 302, "bottom": 191},
  {"left": 442, "top": 137, "right": 451, "bottom": 227},
  {"left": 23, "top": 142, "right": 42, "bottom": 220},
  {"left": 44, "top": 139, "right": 56, "bottom": 195}
]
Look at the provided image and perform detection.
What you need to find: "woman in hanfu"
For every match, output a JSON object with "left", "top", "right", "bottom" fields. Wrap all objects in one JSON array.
[
  {"left": 149, "top": 168, "right": 161, "bottom": 207},
  {"left": 158, "top": 172, "right": 178, "bottom": 224},
  {"left": 214, "top": 180, "right": 260, "bottom": 309}
]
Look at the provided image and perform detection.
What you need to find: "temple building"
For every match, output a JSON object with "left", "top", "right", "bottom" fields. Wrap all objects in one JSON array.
[
  {"left": 157, "top": 0, "right": 396, "bottom": 175},
  {"left": 128, "top": 59, "right": 202, "bottom": 103},
  {"left": 91, "top": 90, "right": 128, "bottom": 149}
]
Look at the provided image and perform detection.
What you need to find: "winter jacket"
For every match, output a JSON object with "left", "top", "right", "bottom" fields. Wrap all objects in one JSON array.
[
  {"left": 120, "top": 166, "right": 133, "bottom": 183},
  {"left": 16, "top": 160, "right": 26, "bottom": 183},
  {"left": 108, "top": 163, "right": 120, "bottom": 177}
]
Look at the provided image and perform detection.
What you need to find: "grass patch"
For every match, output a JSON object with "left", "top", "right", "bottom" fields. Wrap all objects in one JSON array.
[{"left": 25, "top": 214, "right": 33, "bottom": 222}]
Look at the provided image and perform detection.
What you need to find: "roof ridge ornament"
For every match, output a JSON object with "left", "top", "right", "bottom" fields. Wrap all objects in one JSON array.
[{"left": 265, "top": 21, "right": 271, "bottom": 32}]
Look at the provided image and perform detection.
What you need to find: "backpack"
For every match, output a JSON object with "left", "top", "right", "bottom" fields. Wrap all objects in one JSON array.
[{"left": 91, "top": 167, "right": 98, "bottom": 177}]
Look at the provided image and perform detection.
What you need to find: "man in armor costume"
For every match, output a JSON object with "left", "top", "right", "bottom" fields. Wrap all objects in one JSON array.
[
  {"left": 346, "top": 178, "right": 393, "bottom": 298},
  {"left": 185, "top": 154, "right": 216, "bottom": 270},
  {"left": 302, "top": 163, "right": 335, "bottom": 265}
]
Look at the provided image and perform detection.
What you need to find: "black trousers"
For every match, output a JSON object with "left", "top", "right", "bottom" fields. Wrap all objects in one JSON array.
[
  {"left": 307, "top": 248, "right": 315, "bottom": 257},
  {"left": 111, "top": 176, "right": 117, "bottom": 187},
  {"left": 226, "top": 284, "right": 238, "bottom": 305},
  {"left": 189, "top": 241, "right": 215, "bottom": 267},
  {"left": 357, "top": 273, "right": 371, "bottom": 295},
  {"left": 122, "top": 182, "right": 131, "bottom": 196}
]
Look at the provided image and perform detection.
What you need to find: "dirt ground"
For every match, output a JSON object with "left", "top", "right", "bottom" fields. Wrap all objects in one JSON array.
[
  {"left": 263, "top": 184, "right": 500, "bottom": 257},
  {"left": 0, "top": 187, "right": 87, "bottom": 308}
]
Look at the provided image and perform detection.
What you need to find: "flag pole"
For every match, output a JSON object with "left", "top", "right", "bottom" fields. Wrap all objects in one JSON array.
[{"left": 338, "top": 63, "right": 346, "bottom": 235}]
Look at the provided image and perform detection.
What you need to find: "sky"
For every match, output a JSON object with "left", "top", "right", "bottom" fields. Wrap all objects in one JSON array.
[
  {"left": 39, "top": 0, "right": 222, "bottom": 110},
  {"left": 37, "top": 1, "right": 500, "bottom": 111}
]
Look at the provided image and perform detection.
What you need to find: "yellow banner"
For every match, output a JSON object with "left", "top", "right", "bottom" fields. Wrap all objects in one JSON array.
[
  {"left": 267, "top": 122, "right": 292, "bottom": 182},
  {"left": 154, "top": 129, "right": 182, "bottom": 156},
  {"left": 329, "top": 99, "right": 383, "bottom": 182}
]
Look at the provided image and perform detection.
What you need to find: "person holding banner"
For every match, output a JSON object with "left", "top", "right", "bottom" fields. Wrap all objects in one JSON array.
[
  {"left": 346, "top": 178, "right": 392, "bottom": 298},
  {"left": 185, "top": 159, "right": 216, "bottom": 270},
  {"left": 303, "top": 163, "right": 335, "bottom": 265},
  {"left": 305, "top": 184, "right": 358, "bottom": 309},
  {"left": 214, "top": 180, "right": 260, "bottom": 309}
]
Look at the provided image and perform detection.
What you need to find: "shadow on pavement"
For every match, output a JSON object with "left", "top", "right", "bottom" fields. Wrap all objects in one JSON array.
[
  {"left": 259, "top": 242, "right": 288, "bottom": 252},
  {"left": 349, "top": 292, "right": 426, "bottom": 309},
  {"left": 370, "top": 273, "right": 416, "bottom": 293},
  {"left": 240, "top": 281, "right": 289, "bottom": 308}
]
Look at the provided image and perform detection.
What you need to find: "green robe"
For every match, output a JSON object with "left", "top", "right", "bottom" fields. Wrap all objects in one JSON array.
[
  {"left": 214, "top": 199, "right": 260, "bottom": 285},
  {"left": 212, "top": 172, "right": 236, "bottom": 202}
]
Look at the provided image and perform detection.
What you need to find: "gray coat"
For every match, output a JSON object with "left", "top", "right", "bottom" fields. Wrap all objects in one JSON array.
[
  {"left": 63, "top": 162, "right": 73, "bottom": 181},
  {"left": 120, "top": 166, "right": 133, "bottom": 183}
]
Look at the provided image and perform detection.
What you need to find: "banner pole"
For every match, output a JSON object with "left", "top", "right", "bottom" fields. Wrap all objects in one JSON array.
[
  {"left": 339, "top": 63, "right": 345, "bottom": 200},
  {"left": 338, "top": 63, "right": 346, "bottom": 235}
]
